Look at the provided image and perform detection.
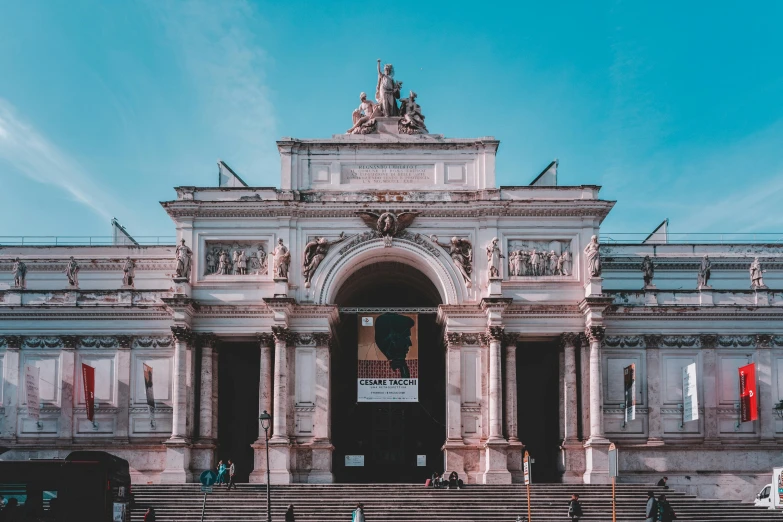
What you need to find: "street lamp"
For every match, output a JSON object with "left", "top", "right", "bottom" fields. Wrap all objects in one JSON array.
[{"left": 260, "top": 410, "right": 272, "bottom": 522}]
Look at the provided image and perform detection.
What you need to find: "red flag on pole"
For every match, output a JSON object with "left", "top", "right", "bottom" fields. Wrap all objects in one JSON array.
[
  {"left": 82, "top": 363, "right": 95, "bottom": 422},
  {"left": 739, "top": 363, "right": 758, "bottom": 422}
]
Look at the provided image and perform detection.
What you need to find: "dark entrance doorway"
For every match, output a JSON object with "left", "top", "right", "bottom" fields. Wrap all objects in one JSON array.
[
  {"left": 516, "top": 340, "right": 561, "bottom": 482},
  {"left": 217, "top": 343, "right": 259, "bottom": 482},
  {"left": 331, "top": 262, "right": 445, "bottom": 482}
]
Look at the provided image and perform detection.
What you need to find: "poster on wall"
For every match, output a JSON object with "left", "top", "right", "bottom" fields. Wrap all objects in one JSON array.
[
  {"left": 773, "top": 467, "right": 783, "bottom": 510},
  {"left": 739, "top": 362, "right": 758, "bottom": 422},
  {"left": 623, "top": 363, "right": 636, "bottom": 422},
  {"left": 82, "top": 363, "right": 95, "bottom": 422},
  {"left": 25, "top": 365, "right": 40, "bottom": 420},
  {"left": 357, "top": 313, "right": 419, "bottom": 402},
  {"left": 682, "top": 363, "right": 699, "bottom": 423}
]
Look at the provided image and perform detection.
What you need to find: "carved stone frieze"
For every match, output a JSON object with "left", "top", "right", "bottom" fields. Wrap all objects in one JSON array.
[
  {"left": 205, "top": 241, "right": 268, "bottom": 276},
  {"left": 134, "top": 336, "right": 174, "bottom": 349},
  {"left": 80, "top": 336, "right": 118, "bottom": 349},
  {"left": 584, "top": 325, "right": 606, "bottom": 343},
  {"left": 603, "top": 335, "right": 645, "bottom": 348},
  {"left": 597, "top": 333, "right": 783, "bottom": 350},
  {"left": 462, "top": 333, "right": 482, "bottom": 346},
  {"left": 336, "top": 230, "right": 440, "bottom": 258},
  {"left": 312, "top": 332, "right": 332, "bottom": 347},
  {"left": 0, "top": 335, "right": 24, "bottom": 349},
  {"left": 24, "top": 337, "right": 63, "bottom": 349},
  {"left": 717, "top": 335, "right": 755, "bottom": 348},
  {"left": 507, "top": 239, "right": 573, "bottom": 277},
  {"left": 661, "top": 335, "right": 699, "bottom": 348}
]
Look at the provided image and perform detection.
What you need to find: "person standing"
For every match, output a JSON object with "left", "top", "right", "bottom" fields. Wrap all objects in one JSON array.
[
  {"left": 285, "top": 504, "right": 296, "bottom": 522},
  {"left": 645, "top": 491, "right": 657, "bottom": 522},
  {"left": 227, "top": 459, "right": 237, "bottom": 490},
  {"left": 567, "top": 493, "right": 583, "bottom": 521},
  {"left": 657, "top": 494, "right": 676, "bottom": 522},
  {"left": 351, "top": 503, "right": 365, "bottom": 522},
  {"left": 216, "top": 460, "right": 227, "bottom": 485}
]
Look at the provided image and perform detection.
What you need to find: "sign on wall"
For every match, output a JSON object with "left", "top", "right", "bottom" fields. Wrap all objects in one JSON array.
[
  {"left": 682, "top": 363, "right": 699, "bottom": 423},
  {"left": 25, "top": 365, "right": 40, "bottom": 420},
  {"left": 623, "top": 363, "right": 636, "bottom": 422},
  {"left": 345, "top": 455, "right": 365, "bottom": 467},
  {"left": 739, "top": 363, "right": 758, "bottom": 422},
  {"left": 357, "top": 313, "right": 419, "bottom": 402}
]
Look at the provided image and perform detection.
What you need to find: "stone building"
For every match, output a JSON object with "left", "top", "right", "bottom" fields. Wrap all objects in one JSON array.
[{"left": 1, "top": 79, "right": 782, "bottom": 500}]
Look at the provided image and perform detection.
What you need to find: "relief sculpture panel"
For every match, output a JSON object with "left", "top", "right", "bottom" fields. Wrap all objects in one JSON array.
[
  {"left": 204, "top": 241, "right": 268, "bottom": 276},
  {"left": 507, "top": 239, "right": 573, "bottom": 277}
]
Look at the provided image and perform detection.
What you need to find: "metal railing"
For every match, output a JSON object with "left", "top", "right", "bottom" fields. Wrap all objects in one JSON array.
[
  {"left": 0, "top": 236, "right": 177, "bottom": 246},
  {"left": 600, "top": 233, "right": 783, "bottom": 245}
]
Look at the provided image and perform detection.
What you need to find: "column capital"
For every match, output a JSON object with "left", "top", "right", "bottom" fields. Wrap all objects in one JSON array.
[
  {"left": 197, "top": 332, "right": 218, "bottom": 348},
  {"left": 60, "top": 335, "right": 80, "bottom": 350},
  {"left": 446, "top": 332, "right": 463, "bottom": 348},
  {"left": 312, "top": 332, "right": 332, "bottom": 347},
  {"left": 584, "top": 325, "right": 605, "bottom": 343},
  {"left": 486, "top": 326, "right": 505, "bottom": 342},
  {"left": 171, "top": 325, "right": 194, "bottom": 343},
  {"left": 560, "top": 332, "right": 579, "bottom": 349},
  {"left": 271, "top": 325, "right": 294, "bottom": 345},
  {"left": 644, "top": 334, "right": 662, "bottom": 349},
  {"left": 756, "top": 334, "right": 773, "bottom": 349},
  {"left": 1, "top": 335, "right": 24, "bottom": 350},
  {"left": 699, "top": 334, "right": 718, "bottom": 350},
  {"left": 116, "top": 335, "right": 134, "bottom": 350},
  {"left": 256, "top": 332, "right": 274, "bottom": 348}
]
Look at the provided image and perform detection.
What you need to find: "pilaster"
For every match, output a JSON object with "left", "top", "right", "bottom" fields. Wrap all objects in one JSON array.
[
  {"left": 59, "top": 336, "right": 77, "bottom": 442},
  {"left": 310, "top": 332, "right": 334, "bottom": 483},
  {"left": 115, "top": 336, "right": 132, "bottom": 442},
  {"left": 645, "top": 337, "right": 663, "bottom": 445},
  {"left": 269, "top": 325, "right": 293, "bottom": 484},
  {"left": 756, "top": 334, "right": 774, "bottom": 442},
  {"left": 1, "top": 336, "right": 22, "bottom": 440}
]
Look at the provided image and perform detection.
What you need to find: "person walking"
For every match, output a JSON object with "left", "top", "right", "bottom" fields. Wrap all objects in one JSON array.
[
  {"left": 567, "top": 493, "right": 583, "bottom": 521},
  {"left": 143, "top": 507, "right": 156, "bottom": 522},
  {"left": 657, "top": 494, "right": 676, "bottom": 522},
  {"left": 216, "top": 460, "right": 227, "bottom": 486},
  {"left": 351, "top": 503, "right": 365, "bottom": 522},
  {"left": 285, "top": 504, "right": 296, "bottom": 522},
  {"left": 227, "top": 459, "right": 238, "bottom": 490},
  {"left": 656, "top": 476, "right": 669, "bottom": 489},
  {"left": 645, "top": 491, "right": 658, "bottom": 522}
]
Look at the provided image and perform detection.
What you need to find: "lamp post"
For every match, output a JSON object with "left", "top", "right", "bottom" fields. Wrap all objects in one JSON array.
[{"left": 260, "top": 410, "right": 272, "bottom": 522}]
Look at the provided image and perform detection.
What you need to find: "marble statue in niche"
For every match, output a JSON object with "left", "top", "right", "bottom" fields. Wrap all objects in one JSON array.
[
  {"left": 65, "top": 256, "right": 80, "bottom": 287},
  {"left": 697, "top": 255, "right": 712, "bottom": 289},
  {"left": 430, "top": 235, "right": 473, "bottom": 288},
  {"left": 486, "top": 237, "right": 504, "bottom": 279},
  {"left": 175, "top": 239, "right": 193, "bottom": 279},
  {"left": 398, "top": 91, "right": 427, "bottom": 134},
  {"left": 204, "top": 242, "right": 268, "bottom": 276},
  {"left": 122, "top": 257, "right": 136, "bottom": 287},
  {"left": 507, "top": 240, "right": 572, "bottom": 277},
  {"left": 750, "top": 257, "right": 768, "bottom": 289},
  {"left": 12, "top": 258, "right": 27, "bottom": 289},
  {"left": 584, "top": 235, "right": 601, "bottom": 277},
  {"left": 376, "top": 59, "right": 402, "bottom": 117},
  {"left": 302, "top": 233, "right": 346, "bottom": 288},
  {"left": 347, "top": 92, "right": 379, "bottom": 135},
  {"left": 273, "top": 239, "right": 291, "bottom": 280},
  {"left": 641, "top": 255, "right": 655, "bottom": 288}
]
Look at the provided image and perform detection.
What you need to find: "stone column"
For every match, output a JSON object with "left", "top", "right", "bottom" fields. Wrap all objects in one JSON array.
[
  {"left": 645, "top": 336, "right": 663, "bottom": 444},
  {"left": 59, "top": 336, "right": 78, "bottom": 441},
  {"left": 250, "top": 333, "right": 274, "bottom": 483},
  {"left": 504, "top": 343, "right": 518, "bottom": 442},
  {"left": 561, "top": 333, "right": 579, "bottom": 442},
  {"left": 269, "top": 326, "right": 293, "bottom": 483},
  {"left": 311, "top": 332, "right": 334, "bottom": 483},
  {"left": 443, "top": 332, "right": 466, "bottom": 481},
  {"left": 482, "top": 326, "right": 511, "bottom": 484},
  {"left": 701, "top": 336, "right": 719, "bottom": 443},
  {"left": 161, "top": 326, "right": 192, "bottom": 483},
  {"left": 757, "top": 335, "right": 774, "bottom": 442},
  {"left": 579, "top": 336, "right": 591, "bottom": 441},
  {"left": 198, "top": 334, "right": 217, "bottom": 442},
  {"left": 1, "top": 336, "right": 22, "bottom": 439},
  {"left": 115, "top": 336, "right": 133, "bottom": 442},
  {"left": 583, "top": 325, "right": 609, "bottom": 484}
]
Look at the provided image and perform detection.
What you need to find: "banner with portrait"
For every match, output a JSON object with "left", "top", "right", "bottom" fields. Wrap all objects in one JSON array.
[
  {"left": 623, "top": 363, "right": 636, "bottom": 422},
  {"left": 357, "top": 313, "right": 418, "bottom": 402}
]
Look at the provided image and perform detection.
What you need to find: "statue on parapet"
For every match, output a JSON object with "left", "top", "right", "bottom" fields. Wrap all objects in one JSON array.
[
  {"left": 347, "top": 92, "right": 379, "bottom": 135},
  {"left": 376, "top": 59, "right": 402, "bottom": 117},
  {"left": 399, "top": 91, "right": 427, "bottom": 134}
]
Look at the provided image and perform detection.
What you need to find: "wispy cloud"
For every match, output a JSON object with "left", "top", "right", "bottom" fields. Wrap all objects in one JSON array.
[
  {"left": 0, "top": 99, "right": 118, "bottom": 221},
  {"left": 149, "top": 1, "right": 277, "bottom": 178}
]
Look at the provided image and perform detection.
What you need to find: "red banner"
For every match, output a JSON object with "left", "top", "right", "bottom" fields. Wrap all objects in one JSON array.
[
  {"left": 82, "top": 363, "right": 95, "bottom": 422},
  {"left": 739, "top": 363, "right": 758, "bottom": 422}
]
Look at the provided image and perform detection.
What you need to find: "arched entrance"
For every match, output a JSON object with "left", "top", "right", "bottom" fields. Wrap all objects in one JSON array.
[{"left": 331, "top": 262, "right": 446, "bottom": 482}]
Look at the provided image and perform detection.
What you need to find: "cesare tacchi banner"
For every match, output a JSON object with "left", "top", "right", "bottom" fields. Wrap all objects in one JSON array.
[{"left": 357, "top": 313, "right": 418, "bottom": 402}]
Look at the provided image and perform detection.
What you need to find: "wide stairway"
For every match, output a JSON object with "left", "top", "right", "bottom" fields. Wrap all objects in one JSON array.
[{"left": 130, "top": 483, "right": 782, "bottom": 521}]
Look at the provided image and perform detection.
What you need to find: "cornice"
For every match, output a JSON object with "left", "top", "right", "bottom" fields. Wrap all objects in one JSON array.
[
  {"left": 0, "top": 335, "right": 174, "bottom": 350},
  {"left": 601, "top": 334, "right": 783, "bottom": 350},
  {"left": 605, "top": 305, "right": 783, "bottom": 320}
]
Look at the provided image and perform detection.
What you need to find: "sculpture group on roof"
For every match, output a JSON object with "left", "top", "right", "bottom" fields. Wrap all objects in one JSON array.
[{"left": 347, "top": 59, "right": 428, "bottom": 135}]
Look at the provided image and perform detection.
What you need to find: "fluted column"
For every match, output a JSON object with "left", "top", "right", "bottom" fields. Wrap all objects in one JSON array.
[
  {"left": 504, "top": 343, "right": 518, "bottom": 442},
  {"left": 757, "top": 335, "right": 774, "bottom": 442},
  {"left": 170, "top": 326, "right": 191, "bottom": 442},
  {"left": 561, "top": 333, "right": 579, "bottom": 442},
  {"left": 271, "top": 326, "right": 290, "bottom": 442},
  {"left": 198, "top": 334, "right": 217, "bottom": 441},
  {"left": 645, "top": 336, "right": 663, "bottom": 444},
  {"left": 585, "top": 325, "right": 606, "bottom": 443},
  {"left": 487, "top": 326, "right": 505, "bottom": 442}
]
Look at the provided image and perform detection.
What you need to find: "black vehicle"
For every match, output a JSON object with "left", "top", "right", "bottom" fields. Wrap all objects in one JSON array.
[{"left": 0, "top": 450, "right": 132, "bottom": 522}]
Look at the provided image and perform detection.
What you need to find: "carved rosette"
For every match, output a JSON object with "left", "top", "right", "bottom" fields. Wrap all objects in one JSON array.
[
  {"left": 171, "top": 326, "right": 193, "bottom": 343},
  {"left": 560, "top": 332, "right": 579, "bottom": 349},
  {"left": 584, "top": 325, "right": 606, "bottom": 343}
]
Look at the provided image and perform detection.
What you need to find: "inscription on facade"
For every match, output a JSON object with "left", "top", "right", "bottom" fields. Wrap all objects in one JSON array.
[{"left": 340, "top": 164, "right": 434, "bottom": 184}]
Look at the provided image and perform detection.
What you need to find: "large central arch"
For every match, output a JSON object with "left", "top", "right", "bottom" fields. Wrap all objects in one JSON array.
[{"left": 314, "top": 236, "right": 468, "bottom": 306}]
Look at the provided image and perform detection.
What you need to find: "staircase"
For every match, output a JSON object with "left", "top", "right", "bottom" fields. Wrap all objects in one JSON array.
[{"left": 130, "top": 483, "right": 783, "bottom": 522}]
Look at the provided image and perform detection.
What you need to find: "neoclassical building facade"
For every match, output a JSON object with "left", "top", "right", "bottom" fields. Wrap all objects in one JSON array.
[{"left": 1, "top": 99, "right": 782, "bottom": 499}]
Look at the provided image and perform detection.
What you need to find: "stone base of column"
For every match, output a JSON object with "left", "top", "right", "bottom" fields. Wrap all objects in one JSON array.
[
  {"left": 268, "top": 439, "right": 294, "bottom": 484},
  {"left": 160, "top": 441, "right": 192, "bottom": 483},
  {"left": 189, "top": 441, "right": 216, "bottom": 478},
  {"left": 560, "top": 440, "right": 586, "bottom": 483},
  {"left": 583, "top": 438, "right": 611, "bottom": 484},
  {"left": 306, "top": 440, "right": 334, "bottom": 483},
  {"left": 481, "top": 440, "right": 512, "bottom": 484},
  {"left": 443, "top": 439, "right": 467, "bottom": 481},
  {"left": 506, "top": 440, "right": 524, "bottom": 482},
  {"left": 249, "top": 440, "right": 270, "bottom": 483}
]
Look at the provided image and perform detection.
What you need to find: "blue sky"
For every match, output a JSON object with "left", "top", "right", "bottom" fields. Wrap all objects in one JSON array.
[{"left": 1, "top": 1, "right": 782, "bottom": 239}]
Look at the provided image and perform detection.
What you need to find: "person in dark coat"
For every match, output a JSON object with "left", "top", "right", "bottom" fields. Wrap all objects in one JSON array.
[
  {"left": 144, "top": 507, "right": 156, "bottom": 522},
  {"left": 657, "top": 494, "right": 676, "bottom": 522},
  {"left": 656, "top": 476, "right": 669, "bottom": 489},
  {"left": 567, "top": 493, "right": 583, "bottom": 521},
  {"left": 645, "top": 491, "right": 657, "bottom": 522},
  {"left": 447, "top": 471, "right": 463, "bottom": 489},
  {"left": 285, "top": 504, "right": 296, "bottom": 522}
]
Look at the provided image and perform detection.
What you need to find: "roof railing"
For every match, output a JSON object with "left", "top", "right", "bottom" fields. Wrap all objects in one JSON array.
[
  {"left": 600, "top": 233, "right": 783, "bottom": 245},
  {"left": 0, "top": 236, "right": 177, "bottom": 246}
]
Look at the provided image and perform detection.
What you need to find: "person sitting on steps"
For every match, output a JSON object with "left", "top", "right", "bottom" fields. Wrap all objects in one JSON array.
[{"left": 447, "top": 471, "right": 463, "bottom": 489}]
